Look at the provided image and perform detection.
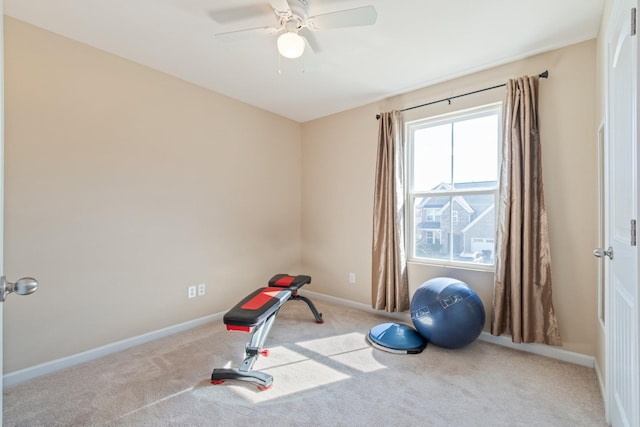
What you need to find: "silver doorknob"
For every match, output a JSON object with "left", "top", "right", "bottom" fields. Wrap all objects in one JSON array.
[
  {"left": 0, "top": 276, "right": 39, "bottom": 302},
  {"left": 593, "top": 247, "right": 614, "bottom": 260}
]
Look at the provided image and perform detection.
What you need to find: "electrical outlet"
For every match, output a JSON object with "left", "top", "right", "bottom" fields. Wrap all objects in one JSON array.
[
  {"left": 197, "top": 283, "right": 206, "bottom": 296},
  {"left": 349, "top": 272, "right": 356, "bottom": 284},
  {"left": 188, "top": 285, "right": 197, "bottom": 299}
]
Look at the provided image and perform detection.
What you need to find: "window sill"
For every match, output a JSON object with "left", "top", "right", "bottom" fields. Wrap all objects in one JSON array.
[{"left": 407, "top": 259, "right": 495, "bottom": 273}]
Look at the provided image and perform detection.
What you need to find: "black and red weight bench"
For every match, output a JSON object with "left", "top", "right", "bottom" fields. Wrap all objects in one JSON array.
[{"left": 210, "top": 274, "right": 323, "bottom": 390}]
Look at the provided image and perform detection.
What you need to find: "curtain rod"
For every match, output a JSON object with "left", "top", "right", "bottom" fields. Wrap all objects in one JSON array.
[{"left": 375, "top": 70, "right": 549, "bottom": 120}]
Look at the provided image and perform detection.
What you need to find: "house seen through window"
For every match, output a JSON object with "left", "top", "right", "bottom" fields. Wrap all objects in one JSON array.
[{"left": 406, "top": 104, "right": 501, "bottom": 267}]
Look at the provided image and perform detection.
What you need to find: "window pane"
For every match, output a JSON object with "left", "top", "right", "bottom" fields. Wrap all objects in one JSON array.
[
  {"left": 413, "top": 196, "right": 450, "bottom": 261},
  {"left": 412, "top": 123, "right": 452, "bottom": 191},
  {"left": 452, "top": 193, "right": 496, "bottom": 265},
  {"left": 452, "top": 114, "right": 498, "bottom": 187}
]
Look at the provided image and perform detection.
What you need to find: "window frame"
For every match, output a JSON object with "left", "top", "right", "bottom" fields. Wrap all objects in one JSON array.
[{"left": 405, "top": 103, "right": 502, "bottom": 270}]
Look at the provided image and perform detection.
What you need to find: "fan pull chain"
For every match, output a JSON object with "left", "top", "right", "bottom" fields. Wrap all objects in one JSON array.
[{"left": 278, "top": 51, "right": 283, "bottom": 75}]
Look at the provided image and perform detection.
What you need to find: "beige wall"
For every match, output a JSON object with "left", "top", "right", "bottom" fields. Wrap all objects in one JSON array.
[
  {"left": 301, "top": 105, "right": 379, "bottom": 303},
  {"left": 3, "top": 17, "right": 303, "bottom": 372},
  {"left": 302, "top": 40, "right": 599, "bottom": 356}
]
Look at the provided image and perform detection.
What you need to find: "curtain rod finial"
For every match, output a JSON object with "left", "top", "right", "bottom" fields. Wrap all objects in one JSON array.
[
  {"left": 539, "top": 70, "right": 549, "bottom": 79},
  {"left": 376, "top": 114, "right": 381, "bottom": 120}
]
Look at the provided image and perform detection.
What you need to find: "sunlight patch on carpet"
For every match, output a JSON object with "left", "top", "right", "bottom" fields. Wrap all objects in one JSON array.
[
  {"left": 296, "top": 332, "right": 387, "bottom": 373},
  {"left": 329, "top": 347, "right": 386, "bottom": 373},
  {"left": 252, "top": 344, "right": 310, "bottom": 369},
  {"left": 198, "top": 333, "right": 387, "bottom": 404},
  {"left": 233, "top": 346, "right": 350, "bottom": 403}
]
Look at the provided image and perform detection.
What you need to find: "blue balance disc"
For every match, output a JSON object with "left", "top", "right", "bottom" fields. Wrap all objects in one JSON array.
[{"left": 367, "top": 322, "right": 427, "bottom": 354}]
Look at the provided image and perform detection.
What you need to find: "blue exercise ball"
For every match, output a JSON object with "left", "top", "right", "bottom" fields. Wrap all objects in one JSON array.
[{"left": 410, "top": 277, "right": 485, "bottom": 349}]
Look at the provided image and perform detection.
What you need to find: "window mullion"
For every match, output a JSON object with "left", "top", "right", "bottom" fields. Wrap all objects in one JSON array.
[
  {"left": 449, "top": 123, "right": 455, "bottom": 261},
  {"left": 450, "top": 121, "right": 455, "bottom": 187},
  {"left": 412, "top": 188, "right": 497, "bottom": 198}
]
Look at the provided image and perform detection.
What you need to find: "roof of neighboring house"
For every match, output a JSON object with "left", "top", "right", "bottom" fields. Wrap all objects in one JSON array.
[
  {"left": 462, "top": 204, "right": 495, "bottom": 233},
  {"left": 416, "top": 181, "right": 496, "bottom": 214}
]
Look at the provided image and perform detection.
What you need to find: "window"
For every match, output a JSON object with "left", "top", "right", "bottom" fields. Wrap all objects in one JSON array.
[
  {"left": 424, "top": 209, "right": 440, "bottom": 222},
  {"left": 425, "top": 230, "right": 441, "bottom": 244},
  {"left": 407, "top": 104, "right": 501, "bottom": 267}
]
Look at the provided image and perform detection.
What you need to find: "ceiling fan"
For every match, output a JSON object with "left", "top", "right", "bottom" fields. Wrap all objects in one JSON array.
[{"left": 214, "top": 0, "right": 377, "bottom": 59}]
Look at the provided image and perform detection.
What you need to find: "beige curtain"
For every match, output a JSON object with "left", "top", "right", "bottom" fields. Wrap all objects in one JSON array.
[
  {"left": 491, "top": 76, "right": 562, "bottom": 345},
  {"left": 371, "top": 111, "right": 409, "bottom": 312}
]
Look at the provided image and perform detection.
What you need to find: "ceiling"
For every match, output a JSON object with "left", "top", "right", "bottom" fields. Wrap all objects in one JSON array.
[{"left": 4, "top": 0, "right": 605, "bottom": 123}]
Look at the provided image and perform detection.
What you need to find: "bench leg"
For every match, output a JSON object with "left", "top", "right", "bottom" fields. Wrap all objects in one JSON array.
[
  {"left": 211, "top": 311, "right": 279, "bottom": 389},
  {"left": 240, "top": 311, "right": 278, "bottom": 372},
  {"left": 290, "top": 292, "right": 324, "bottom": 323}
]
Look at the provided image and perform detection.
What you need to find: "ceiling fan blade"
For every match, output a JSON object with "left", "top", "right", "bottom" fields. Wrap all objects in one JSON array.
[
  {"left": 208, "top": 5, "right": 274, "bottom": 25},
  {"left": 269, "top": 0, "right": 291, "bottom": 15},
  {"left": 215, "top": 26, "right": 278, "bottom": 42},
  {"left": 308, "top": 6, "right": 377, "bottom": 30},
  {"left": 300, "top": 27, "right": 321, "bottom": 53}
]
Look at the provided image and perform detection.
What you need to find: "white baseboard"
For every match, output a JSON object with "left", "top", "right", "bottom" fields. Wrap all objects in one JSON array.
[
  {"left": 4, "top": 289, "right": 597, "bottom": 388},
  {"left": 477, "top": 333, "right": 595, "bottom": 367},
  {"left": 305, "top": 290, "right": 596, "bottom": 368},
  {"left": 594, "top": 357, "right": 606, "bottom": 403},
  {"left": 3, "top": 312, "right": 224, "bottom": 388},
  {"left": 302, "top": 290, "right": 411, "bottom": 321}
]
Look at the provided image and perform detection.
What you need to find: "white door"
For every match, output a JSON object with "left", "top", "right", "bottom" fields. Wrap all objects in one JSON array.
[{"left": 603, "top": 1, "right": 639, "bottom": 426}]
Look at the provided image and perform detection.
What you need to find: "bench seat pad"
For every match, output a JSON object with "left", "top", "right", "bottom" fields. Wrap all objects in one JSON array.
[
  {"left": 269, "top": 274, "right": 311, "bottom": 291},
  {"left": 223, "top": 287, "right": 292, "bottom": 328}
]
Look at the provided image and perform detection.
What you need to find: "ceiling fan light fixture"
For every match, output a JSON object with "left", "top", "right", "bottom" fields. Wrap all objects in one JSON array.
[{"left": 277, "top": 31, "right": 305, "bottom": 59}]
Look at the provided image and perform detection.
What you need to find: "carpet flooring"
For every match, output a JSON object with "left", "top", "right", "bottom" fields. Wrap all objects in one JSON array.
[{"left": 3, "top": 298, "right": 606, "bottom": 426}]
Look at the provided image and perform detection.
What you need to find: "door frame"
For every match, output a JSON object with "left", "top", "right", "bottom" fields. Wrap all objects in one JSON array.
[
  {"left": 0, "top": 0, "right": 4, "bottom": 427},
  {"left": 1, "top": 0, "right": 6, "bottom": 423}
]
